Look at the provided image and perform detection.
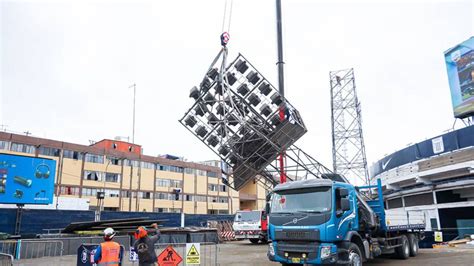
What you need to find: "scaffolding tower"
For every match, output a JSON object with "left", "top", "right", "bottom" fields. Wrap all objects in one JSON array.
[{"left": 330, "top": 68, "right": 369, "bottom": 185}]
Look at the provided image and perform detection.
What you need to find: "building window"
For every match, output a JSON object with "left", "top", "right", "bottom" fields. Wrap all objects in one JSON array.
[
  {"left": 404, "top": 193, "right": 434, "bottom": 207},
  {"left": 194, "top": 195, "right": 207, "bottom": 202},
  {"left": 169, "top": 208, "right": 182, "bottom": 213},
  {"left": 105, "top": 173, "right": 120, "bottom": 183},
  {"left": 138, "top": 191, "right": 152, "bottom": 199},
  {"left": 85, "top": 154, "right": 104, "bottom": 164},
  {"left": 155, "top": 192, "right": 168, "bottom": 200},
  {"left": 157, "top": 164, "right": 170, "bottom": 171},
  {"left": 208, "top": 209, "right": 218, "bottom": 214},
  {"left": 218, "top": 197, "right": 229, "bottom": 203},
  {"left": 208, "top": 184, "right": 218, "bottom": 191},
  {"left": 60, "top": 186, "right": 79, "bottom": 196},
  {"left": 218, "top": 210, "right": 229, "bottom": 214},
  {"left": 207, "top": 171, "right": 217, "bottom": 178},
  {"left": 155, "top": 208, "right": 168, "bottom": 213},
  {"left": 184, "top": 194, "right": 193, "bottom": 201},
  {"left": 185, "top": 168, "right": 195, "bottom": 175},
  {"left": 141, "top": 161, "right": 155, "bottom": 169},
  {"left": 10, "top": 143, "right": 35, "bottom": 154},
  {"left": 63, "top": 150, "right": 81, "bottom": 160},
  {"left": 107, "top": 156, "right": 121, "bottom": 166},
  {"left": 83, "top": 170, "right": 104, "bottom": 181},
  {"left": 0, "top": 141, "right": 10, "bottom": 150},
  {"left": 170, "top": 180, "right": 182, "bottom": 188},
  {"left": 387, "top": 198, "right": 403, "bottom": 209},
  {"left": 169, "top": 166, "right": 184, "bottom": 173},
  {"left": 38, "top": 147, "right": 60, "bottom": 157},
  {"left": 209, "top": 196, "right": 218, "bottom": 203},
  {"left": 197, "top": 170, "right": 207, "bottom": 176},
  {"left": 219, "top": 185, "right": 227, "bottom": 192},
  {"left": 156, "top": 179, "right": 170, "bottom": 187}
]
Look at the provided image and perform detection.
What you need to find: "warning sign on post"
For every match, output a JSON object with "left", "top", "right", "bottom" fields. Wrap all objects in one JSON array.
[
  {"left": 158, "top": 245, "right": 183, "bottom": 266},
  {"left": 434, "top": 231, "right": 443, "bottom": 242},
  {"left": 186, "top": 243, "right": 201, "bottom": 265}
]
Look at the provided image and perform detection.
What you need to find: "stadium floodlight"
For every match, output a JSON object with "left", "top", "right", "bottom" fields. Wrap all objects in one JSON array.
[
  {"left": 189, "top": 86, "right": 200, "bottom": 100},
  {"left": 179, "top": 52, "right": 308, "bottom": 190},
  {"left": 258, "top": 82, "right": 272, "bottom": 96}
]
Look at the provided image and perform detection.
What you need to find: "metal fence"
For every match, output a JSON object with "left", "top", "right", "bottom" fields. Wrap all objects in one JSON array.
[
  {"left": 0, "top": 240, "right": 63, "bottom": 260},
  {"left": 0, "top": 253, "right": 13, "bottom": 266},
  {"left": 152, "top": 242, "right": 218, "bottom": 266}
]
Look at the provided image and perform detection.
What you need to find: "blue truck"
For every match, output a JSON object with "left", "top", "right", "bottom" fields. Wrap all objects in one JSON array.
[{"left": 267, "top": 178, "right": 425, "bottom": 265}]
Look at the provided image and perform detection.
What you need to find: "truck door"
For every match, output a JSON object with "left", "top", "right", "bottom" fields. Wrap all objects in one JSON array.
[{"left": 334, "top": 187, "right": 355, "bottom": 240}]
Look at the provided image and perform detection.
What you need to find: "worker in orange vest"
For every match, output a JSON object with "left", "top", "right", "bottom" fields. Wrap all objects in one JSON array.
[{"left": 94, "top": 227, "right": 123, "bottom": 266}]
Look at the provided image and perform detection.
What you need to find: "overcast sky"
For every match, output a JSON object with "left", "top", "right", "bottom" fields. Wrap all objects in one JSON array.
[{"left": 1, "top": 0, "right": 473, "bottom": 177}]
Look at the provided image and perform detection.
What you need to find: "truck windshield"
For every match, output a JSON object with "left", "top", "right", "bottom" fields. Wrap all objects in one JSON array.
[
  {"left": 234, "top": 211, "right": 261, "bottom": 222},
  {"left": 270, "top": 186, "right": 331, "bottom": 213}
]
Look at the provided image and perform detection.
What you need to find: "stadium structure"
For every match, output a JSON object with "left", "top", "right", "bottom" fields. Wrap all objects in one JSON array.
[{"left": 371, "top": 125, "right": 474, "bottom": 245}]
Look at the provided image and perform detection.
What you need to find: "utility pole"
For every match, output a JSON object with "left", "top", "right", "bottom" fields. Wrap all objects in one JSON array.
[
  {"left": 276, "top": 0, "right": 286, "bottom": 184},
  {"left": 129, "top": 84, "right": 136, "bottom": 144}
]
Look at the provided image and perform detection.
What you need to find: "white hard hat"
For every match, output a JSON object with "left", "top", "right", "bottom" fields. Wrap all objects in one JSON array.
[{"left": 104, "top": 227, "right": 116, "bottom": 238}]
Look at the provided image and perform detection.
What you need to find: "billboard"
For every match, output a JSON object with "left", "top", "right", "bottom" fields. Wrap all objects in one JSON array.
[
  {"left": 0, "top": 153, "right": 56, "bottom": 205},
  {"left": 444, "top": 36, "right": 474, "bottom": 118}
]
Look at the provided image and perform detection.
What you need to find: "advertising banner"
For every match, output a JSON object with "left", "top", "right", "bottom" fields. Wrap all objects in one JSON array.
[
  {"left": 0, "top": 153, "right": 56, "bottom": 205},
  {"left": 444, "top": 36, "right": 474, "bottom": 118}
]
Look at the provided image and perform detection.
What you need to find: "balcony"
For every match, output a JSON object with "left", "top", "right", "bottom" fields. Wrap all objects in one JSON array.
[{"left": 239, "top": 192, "right": 257, "bottom": 201}]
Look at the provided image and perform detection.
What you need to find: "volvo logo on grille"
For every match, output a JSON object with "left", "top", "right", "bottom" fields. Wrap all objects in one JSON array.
[{"left": 292, "top": 218, "right": 298, "bottom": 224}]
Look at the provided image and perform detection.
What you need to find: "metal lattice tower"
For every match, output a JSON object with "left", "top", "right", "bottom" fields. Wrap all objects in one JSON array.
[{"left": 330, "top": 68, "right": 369, "bottom": 185}]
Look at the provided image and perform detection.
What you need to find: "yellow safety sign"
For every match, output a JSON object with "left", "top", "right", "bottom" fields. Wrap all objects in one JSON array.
[
  {"left": 186, "top": 243, "right": 200, "bottom": 265},
  {"left": 434, "top": 231, "right": 443, "bottom": 242}
]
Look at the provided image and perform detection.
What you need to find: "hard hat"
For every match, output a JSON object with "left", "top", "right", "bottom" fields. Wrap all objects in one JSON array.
[
  {"left": 103, "top": 227, "right": 116, "bottom": 240},
  {"left": 134, "top": 226, "right": 148, "bottom": 240}
]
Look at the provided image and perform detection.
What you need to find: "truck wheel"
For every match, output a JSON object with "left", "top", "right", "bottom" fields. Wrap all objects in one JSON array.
[
  {"left": 347, "top": 243, "right": 363, "bottom": 266},
  {"left": 249, "top": 238, "right": 259, "bottom": 244},
  {"left": 395, "top": 235, "right": 410, "bottom": 259},
  {"left": 408, "top": 234, "right": 419, "bottom": 257}
]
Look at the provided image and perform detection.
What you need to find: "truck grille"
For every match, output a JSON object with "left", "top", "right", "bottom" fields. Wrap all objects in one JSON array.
[{"left": 274, "top": 229, "right": 320, "bottom": 241}]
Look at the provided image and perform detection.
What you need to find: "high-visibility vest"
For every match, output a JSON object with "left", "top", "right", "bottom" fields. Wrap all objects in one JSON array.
[{"left": 97, "top": 241, "right": 121, "bottom": 266}]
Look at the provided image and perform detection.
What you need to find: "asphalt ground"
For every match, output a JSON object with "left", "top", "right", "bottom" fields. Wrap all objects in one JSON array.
[{"left": 11, "top": 241, "right": 474, "bottom": 265}]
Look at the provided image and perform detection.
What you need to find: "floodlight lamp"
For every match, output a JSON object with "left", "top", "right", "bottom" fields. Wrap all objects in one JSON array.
[
  {"left": 217, "top": 124, "right": 227, "bottom": 137},
  {"left": 237, "top": 84, "right": 249, "bottom": 96},
  {"left": 215, "top": 83, "right": 224, "bottom": 95},
  {"left": 208, "top": 113, "right": 219, "bottom": 126},
  {"left": 259, "top": 104, "right": 272, "bottom": 117},
  {"left": 270, "top": 114, "right": 281, "bottom": 126},
  {"left": 228, "top": 114, "right": 239, "bottom": 126},
  {"left": 258, "top": 83, "right": 271, "bottom": 96},
  {"left": 207, "top": 68, "right": 218, "bottom": 81},
  {"left": 207, "top": 135, "right": 219, "bottom": 147},
  {"left": 235, "top": 59, "right": 249, "bottom": 74},
  {"left": 216, "top": 103, "right": 226, "bottom": 116},
  {"left": 204, "top": 92, "right": 216, "bottom": 106},
  {"left": 195, "top": 126, "right": 208, "bottom": 138},
  {"left": 248, "top": 93, "right": 261, "bottom": 106},
  {"left": 194, "top": 103, "right": 208, "bottom": 117},
  {"left": 247, "top": 71, "right": 260, "bottom": 85},
  {"left": 226, "top": 72, "right": 237, "bottom": 86},
  {"left": 218, "top": 146, "right": 229, "bottom": 156},
  {"left": 189, "top": 86, "right": 200, "bottom": 100},
  {"left": 200, "top": 78, "right": 212, "bottom": 91},
  {"left": 184, "top": 115, "right": 197, "bottom": 128},
  {"left": 270, "top": 93, "right": 283, "bottom": 105}
]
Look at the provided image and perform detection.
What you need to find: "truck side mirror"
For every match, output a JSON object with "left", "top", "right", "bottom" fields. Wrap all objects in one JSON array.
[
  {"left": 265, "top": 202, "right": 271, "bottom": 214},
  {"left": 341, "top": 198, "right": 350, "bottom": 212}
]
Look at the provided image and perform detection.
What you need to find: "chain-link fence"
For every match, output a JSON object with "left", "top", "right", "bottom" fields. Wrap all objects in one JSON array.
[
  {"left": 0, "top": 240, "right": 63, "bottom": 260},
  {"left": 0, "top": 253, "right": 13, "bottom": 266}
]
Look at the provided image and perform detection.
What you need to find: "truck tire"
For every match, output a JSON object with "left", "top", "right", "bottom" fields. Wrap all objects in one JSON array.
[
  {"left": 395, "top": 235, "right": 410, "bottom": 259},
  {"left": 347, "top": 243, "right": 363, "bottom": 266},
  {"left": 408, "top": 234, "right": 419, "bottom": 257},
  {"left": 249, "top": 238, "right": 259, "bottom": 244}
]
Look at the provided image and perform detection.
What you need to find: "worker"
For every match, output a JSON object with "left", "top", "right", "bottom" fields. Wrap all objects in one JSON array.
[
  {"left": 94, "top": 227, "right": 123, "bottom": 266},
  {"left": 133, "top": 223, "right": 161, "bottom": 266}
]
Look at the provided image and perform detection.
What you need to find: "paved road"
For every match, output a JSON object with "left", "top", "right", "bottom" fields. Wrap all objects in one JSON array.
[{"left": 11, "top": 241, "right": 474, "bottom": 265}]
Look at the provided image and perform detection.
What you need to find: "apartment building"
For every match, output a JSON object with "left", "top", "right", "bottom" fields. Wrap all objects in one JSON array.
[{"left": 0, "top": 132, "right": 267, "bottom": 214}]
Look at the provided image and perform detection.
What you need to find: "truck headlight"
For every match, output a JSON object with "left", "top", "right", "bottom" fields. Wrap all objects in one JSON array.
[
  {"left": 268, "top": 243, "right": 275, "bottom": 256},
  {"left": 320, "top": 246, "right": 331, "bottom": 259}
]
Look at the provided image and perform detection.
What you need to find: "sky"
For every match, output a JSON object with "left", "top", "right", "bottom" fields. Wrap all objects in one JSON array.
[{"left": 1, "top": 0, "right": 473, "bottom": 178}]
